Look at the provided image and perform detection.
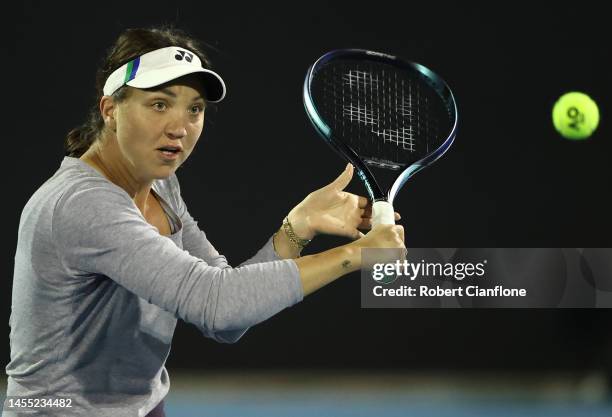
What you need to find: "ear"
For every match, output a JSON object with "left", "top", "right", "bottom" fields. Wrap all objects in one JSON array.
[{"left": 99, "top": 96, "right": 117, "bottom": 132}]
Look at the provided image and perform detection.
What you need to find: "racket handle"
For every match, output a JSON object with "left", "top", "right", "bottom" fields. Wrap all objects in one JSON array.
[{"left": 372, "top": 201, "right": 395, "bottom": 226}]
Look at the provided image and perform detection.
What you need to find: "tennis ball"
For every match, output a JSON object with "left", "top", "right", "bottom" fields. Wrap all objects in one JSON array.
[{"left": 552, "top": 92, "right": 600, "bottom": 140}]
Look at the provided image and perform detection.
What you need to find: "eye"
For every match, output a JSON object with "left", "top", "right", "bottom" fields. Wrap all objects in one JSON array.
[
  {"left": 189, "top": 104, "right": 205, "bottom": 115},
  {"left": 152, "top": 102, "right": 167, "bottom": 111}
]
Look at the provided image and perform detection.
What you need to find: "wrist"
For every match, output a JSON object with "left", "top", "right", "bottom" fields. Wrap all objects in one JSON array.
[
  {"left": 287, "top": 208, "right": 315, "bottom": 240},
  {"left": 281, "top": 216, "right": 312, "bottom": 253},
  {"left": 339, "top": 242, "right": 361, "bottom": 273},
  {"left": 273, "top": 226, "right": 303, "bottom": 259}
]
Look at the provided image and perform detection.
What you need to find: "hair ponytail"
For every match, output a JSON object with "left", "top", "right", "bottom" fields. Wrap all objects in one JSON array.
[{"left": 64, "top": 107, "right": 105, "bottom": 157}]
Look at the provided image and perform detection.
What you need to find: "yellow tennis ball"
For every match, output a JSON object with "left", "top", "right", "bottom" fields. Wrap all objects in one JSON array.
[{"left": 552, "top": 92, "right": 600, "bottom": 140}]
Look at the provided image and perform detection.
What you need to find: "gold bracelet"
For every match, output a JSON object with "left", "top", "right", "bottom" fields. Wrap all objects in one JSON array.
[{"left": 282, "top": 216, "right": 311, "bottom": 251}]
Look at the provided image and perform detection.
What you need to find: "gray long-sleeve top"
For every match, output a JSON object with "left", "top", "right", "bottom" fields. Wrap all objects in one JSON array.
[{"left": 4, "top": 157, "right": 304, "bottom": 416}]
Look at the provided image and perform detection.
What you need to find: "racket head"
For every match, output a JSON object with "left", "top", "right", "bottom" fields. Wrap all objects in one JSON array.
[{"left": 303, "top": 49, "right": 458, "bottom": 203}]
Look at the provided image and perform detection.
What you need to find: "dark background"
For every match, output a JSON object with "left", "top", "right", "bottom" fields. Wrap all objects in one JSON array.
[{"left": 5, "top": 1, "right": 612, "bottom": 374}]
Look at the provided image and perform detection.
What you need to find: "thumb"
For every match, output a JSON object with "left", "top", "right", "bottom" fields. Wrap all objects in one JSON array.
[{"left": 328, "top": 163, "right": 354, "bottom": 191}]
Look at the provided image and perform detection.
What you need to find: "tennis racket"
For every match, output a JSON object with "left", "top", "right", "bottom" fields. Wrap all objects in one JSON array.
[{"left": 303, "top": 49, "right": 458, "bottom": 226}]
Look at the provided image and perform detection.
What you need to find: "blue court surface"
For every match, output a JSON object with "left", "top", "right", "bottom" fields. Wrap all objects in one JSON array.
[
  {"left": 165, "top": 393, "right": 612, "bottom": 417},
  {"left": 162, "top": 371, "right": 612, "bottom": 417},
  {"left": 2, "top": 371, "right": 611, "bottom": 416}
]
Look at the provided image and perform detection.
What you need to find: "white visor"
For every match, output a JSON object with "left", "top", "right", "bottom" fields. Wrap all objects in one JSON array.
[{"left": 102, "top": 46, "right": 226, "bottom": 102}]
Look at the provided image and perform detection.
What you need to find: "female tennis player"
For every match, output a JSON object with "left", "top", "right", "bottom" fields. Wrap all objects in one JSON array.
[{"left": 5, "top": 27, "right": 404, "bottom": 417}]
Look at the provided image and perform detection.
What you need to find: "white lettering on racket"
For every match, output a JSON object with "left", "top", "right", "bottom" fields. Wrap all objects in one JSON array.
[{"left": 365, "top": 50, "right": 396, "bottom": 60}]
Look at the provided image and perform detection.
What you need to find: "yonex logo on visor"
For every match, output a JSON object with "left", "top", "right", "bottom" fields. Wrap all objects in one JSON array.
[
  {"left": 174, "top": 50, "right": 193, "bottom": 62},
  {"left": 102, "top": 46, "right": 226, "bottom": 102}
]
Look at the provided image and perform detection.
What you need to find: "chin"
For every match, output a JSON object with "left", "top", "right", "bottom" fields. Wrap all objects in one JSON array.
[{"left": 153, "top": 165, "right": 179, "bottom": 180}]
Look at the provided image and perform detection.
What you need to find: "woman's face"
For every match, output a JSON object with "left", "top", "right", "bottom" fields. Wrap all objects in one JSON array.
[{"left": 111, "top": 75, "right": 206, "bottom": 181}]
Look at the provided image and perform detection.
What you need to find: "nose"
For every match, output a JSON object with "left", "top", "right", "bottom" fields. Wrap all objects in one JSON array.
[{"left": 164, "top": 115, "right": 188, "bottom": 139}]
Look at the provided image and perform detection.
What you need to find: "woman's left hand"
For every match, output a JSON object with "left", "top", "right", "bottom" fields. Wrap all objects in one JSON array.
[{"left": 287, "top": 163, "right": 401, "bottom": 240}]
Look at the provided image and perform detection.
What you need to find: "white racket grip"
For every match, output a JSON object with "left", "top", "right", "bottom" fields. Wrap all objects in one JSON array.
[{"left": 372, "top": 201, "right": 395, "bottom": 226}]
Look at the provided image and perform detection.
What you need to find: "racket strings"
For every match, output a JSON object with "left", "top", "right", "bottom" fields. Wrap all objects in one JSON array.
[
  {"left": 341, "top": 70, "right": 419, "bottom": 152},
  {"left": 315, "top": 60, "right": 451, "bottom": 169},
  {"left": 340, "top": 67, "right": 438, "bottom": 151}
]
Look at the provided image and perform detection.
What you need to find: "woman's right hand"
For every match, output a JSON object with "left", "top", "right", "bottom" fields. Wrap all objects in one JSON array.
[{"left": 349, "top": 224, "right": 406, "bottom": 268}]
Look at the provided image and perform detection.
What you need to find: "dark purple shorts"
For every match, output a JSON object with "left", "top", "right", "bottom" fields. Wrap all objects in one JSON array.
[{"left": 145, "top": 399, "right": 166, "bottom": 417}]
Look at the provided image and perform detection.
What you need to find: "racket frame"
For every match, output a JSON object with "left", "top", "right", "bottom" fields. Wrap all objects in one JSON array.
[{"left": 303, "top": 49, "right": 458, "bottom": 205}]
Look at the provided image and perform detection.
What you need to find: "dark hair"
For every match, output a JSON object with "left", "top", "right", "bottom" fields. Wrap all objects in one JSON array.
[{"left": 65, "top": 26, "right": 214, "bottom": 157}]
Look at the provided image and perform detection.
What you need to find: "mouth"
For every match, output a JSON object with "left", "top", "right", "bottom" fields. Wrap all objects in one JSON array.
[
  {"left": 156, "top": 145, "right": 182, "bottom": 153},
  {"left": 157, "top": 146, "right": 182, "bottom": 160}
]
